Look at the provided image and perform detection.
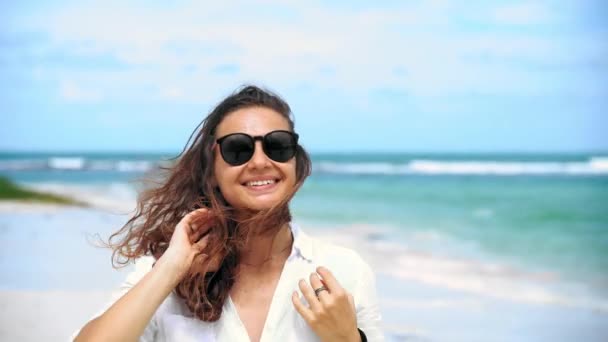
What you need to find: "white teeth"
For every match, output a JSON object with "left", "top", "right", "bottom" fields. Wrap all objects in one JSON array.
[{"left": 246, "top": 179, "right": 276, "bottom": 187}]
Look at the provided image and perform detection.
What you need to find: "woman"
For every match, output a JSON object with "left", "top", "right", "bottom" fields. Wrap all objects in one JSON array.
[{"left": 75, "top": 85, "right": 383, "bottom": 341}]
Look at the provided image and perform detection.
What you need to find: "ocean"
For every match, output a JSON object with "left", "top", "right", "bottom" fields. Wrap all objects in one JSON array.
[
  {"left": 2, "top": 152, "right": 607, "bottom": 278},
  {"left": 1, "top": 151, "right": 608, "bottom": 340}
]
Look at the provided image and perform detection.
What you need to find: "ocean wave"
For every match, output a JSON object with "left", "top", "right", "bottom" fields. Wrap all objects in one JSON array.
[
  {"left": 316, "top": 157, "right": 608, "bottom": 176},
  {"left": 48, "top": 157, "right": 86, "bottom": 170},
  {"left": 0, "top": 157, "right": 157, "bottom": 172},
  {"left": 2, "top": 156, "right": 608, "bottom": 176},
  {"left": 589, "top": 156, "right": 608, "bottom": 171}
]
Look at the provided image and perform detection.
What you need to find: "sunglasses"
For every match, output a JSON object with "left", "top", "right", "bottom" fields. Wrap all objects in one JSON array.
[{"left": 215, "top": 130, "right": 299, "bottom": 166}]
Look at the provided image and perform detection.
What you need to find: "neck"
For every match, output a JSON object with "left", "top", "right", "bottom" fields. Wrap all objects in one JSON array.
[{"left": 238, "top": 223, "right": 293, "bottom": 268}]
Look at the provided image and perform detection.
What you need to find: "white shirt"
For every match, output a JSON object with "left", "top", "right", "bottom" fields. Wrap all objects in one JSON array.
[{"left": 99, "top": 224, "right": 383, "bottom": 341}]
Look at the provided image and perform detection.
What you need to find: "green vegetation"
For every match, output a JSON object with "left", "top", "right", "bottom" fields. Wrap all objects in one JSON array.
[{"left": 0, "top": 176, "right": 82, "bottom": 205}]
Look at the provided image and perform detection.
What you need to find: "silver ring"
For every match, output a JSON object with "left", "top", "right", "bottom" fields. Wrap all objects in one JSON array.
[{"left": 314, "top": 286, "right": 328, "bottom": 297}]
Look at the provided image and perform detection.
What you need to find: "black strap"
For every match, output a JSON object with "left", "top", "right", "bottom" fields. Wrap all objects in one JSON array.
[{"left": 358, "top": 328, "right": 368, "bottom": 342}]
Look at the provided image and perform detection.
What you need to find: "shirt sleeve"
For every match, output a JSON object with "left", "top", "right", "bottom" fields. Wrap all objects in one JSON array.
[
  {"left": 71, "top": 256, "right": 158, "bottom": 342},
  {"left": 353, "top": 257, "right": 384, "bottom": 341}
]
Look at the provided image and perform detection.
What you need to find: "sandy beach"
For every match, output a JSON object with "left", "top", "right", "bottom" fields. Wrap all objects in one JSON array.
[
  {"left": 1, "top": 186, "right": 608, "bottom": 341},
  {"left": 0, "top": 290, "right": 110, "bottom": 341}
]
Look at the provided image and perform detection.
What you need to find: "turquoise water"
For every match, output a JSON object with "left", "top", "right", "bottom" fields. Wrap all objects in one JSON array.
[
  {"left": 294, "top": 174, "right": 608, "bottom": 285},
  {"left": 1, "top": 151, "right": 607, "bottom": 289}
]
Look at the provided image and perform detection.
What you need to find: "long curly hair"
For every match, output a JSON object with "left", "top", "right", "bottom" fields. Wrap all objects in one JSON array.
[{"left": 108, "top": 85, "right": 312, "bottom": 321}]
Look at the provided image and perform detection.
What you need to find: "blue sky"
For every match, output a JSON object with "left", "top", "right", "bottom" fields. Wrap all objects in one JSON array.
[{"left": 1, "top": 0, "right": 606, "bottom": 153}]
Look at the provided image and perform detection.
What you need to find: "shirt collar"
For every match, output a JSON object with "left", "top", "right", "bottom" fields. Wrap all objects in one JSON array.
[{"left": 288, "top": 222, "right": 313, "bottom": 263}]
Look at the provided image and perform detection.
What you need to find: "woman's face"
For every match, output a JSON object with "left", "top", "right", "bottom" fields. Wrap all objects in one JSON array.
[{"left": 212, "top": 106, "right": 297, "bottom": 211}]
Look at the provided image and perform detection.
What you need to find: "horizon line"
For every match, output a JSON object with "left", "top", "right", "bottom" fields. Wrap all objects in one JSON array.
[{"left": 1, "top": 149, "right": 607, "bottom": 156}]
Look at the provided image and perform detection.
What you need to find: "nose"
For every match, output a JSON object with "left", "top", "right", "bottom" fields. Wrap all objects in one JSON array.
[{"left": 247, "top": 141, "right": 271, "bottom": 169}]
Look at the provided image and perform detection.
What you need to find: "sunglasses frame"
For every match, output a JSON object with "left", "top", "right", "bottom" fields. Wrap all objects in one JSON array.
[{"left": 215, "top": 129, "right": 299, "bottom": 166}]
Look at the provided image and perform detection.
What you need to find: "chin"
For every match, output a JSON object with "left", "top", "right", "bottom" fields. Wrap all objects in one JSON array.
[
  {"left": 244, "top": 201, "right": 282, "bottom": 212},
  {"left": 241, "top": 194, "right": 288, "bottom": 211}
]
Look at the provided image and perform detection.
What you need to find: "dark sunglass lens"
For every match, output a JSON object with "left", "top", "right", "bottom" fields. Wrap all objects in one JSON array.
[
  {"left": 264, "top": 131, "right": 297, "bottom": 162},
  {"left": 221, "top": 134, "right": 254, "bottom": 165}
]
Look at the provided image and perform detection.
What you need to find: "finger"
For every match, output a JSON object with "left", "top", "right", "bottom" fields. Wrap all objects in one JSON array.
[
  {"left": 192, "top": 233, "right": 210, "bottom": 252},
  {"left": 291, "top": 291, "right": 315, "bottom": 323},
  {"left": 187, "top": 210, "right": 214, "bottom": 242},
  {"left": 181, "top": 207, "right": 209, "bottom": 226},
  {"left": 298, "top": 279, "right": 321, "bottom": 312},
  {"left": 190, "top": 253, "right": 210, "bottom": 274},
  {"left": 192, "top": 252, "right": 209, "bottom": 265},
  {"left": 309, "top": 272, "right": 330, "bottom": 303},
  {"left": 316, "top": 266, "right": 344, "bottom": 294},
  {"left": 177, "top": 209, "right": 204, "bottom": 234},
  {"left": 190, "top": 208, "right": 212, "bottom": 227},
  {"left": 188, "top": 209, "right": 211, "bottom": 227},
  {"left": 189, "top": 228, "right": 203, "bottom": 244},
  {"left": 184, "top": 207, "right": 208, "bottom": 221},
  {"left": 348, "top": 293, "right": 355, "bottom": 310},
  {"left": 189, "top": 221, "right": 213, "bottom": 244}
]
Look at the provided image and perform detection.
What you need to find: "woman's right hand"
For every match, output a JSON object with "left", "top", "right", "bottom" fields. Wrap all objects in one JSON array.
[
  {"left": 75, "top": 208, "right": 219, "bottom": 342},
  {"left": 161, "top": 208, "right": 219, "bottom": 279}
]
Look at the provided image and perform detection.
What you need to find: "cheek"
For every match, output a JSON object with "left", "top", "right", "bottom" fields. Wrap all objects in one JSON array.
[
  {"left": 219, "top": 170, "right": 237, "bottom": 187},
  {"left": 213, "top": 160, "right": 238, "bottom": 190},
  {"left": 215, "top": 172, "right": 241, "bottom": 207},
  {"left": 285, "top": 161, "right": 298, "bottom": 186}
]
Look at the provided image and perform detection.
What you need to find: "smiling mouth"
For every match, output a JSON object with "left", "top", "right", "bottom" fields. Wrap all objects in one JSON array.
[{"left": 243, "top": 179, "right": 280, "bottom": 188}]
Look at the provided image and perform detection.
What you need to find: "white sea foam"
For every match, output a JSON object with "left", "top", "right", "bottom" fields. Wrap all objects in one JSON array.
[
  {"left": 2, "top": 155, "right": 607, "bottom": 176},
  {"left": 589, "top": 156, "right": 608, "bottom": 171},
  {"left": 0, "top": 158, "right": 157, "bottom": 172},
  {"left": 409, "top": 160, "right": 588, "bottom": 175},
  {"left": 115, "top": 160, "right": 153, "bottom": 172},
  {"left": 309, "top": 224, "right": 608, "bottom": 313},
  {"left": 316, "top": 157, "right": 608, "bottom": 176},
  {"left": 315, "top": 162, "right": 406, "bottom": 175},
  {"left": 48, "top": 157, "right": 86, "bottom": 170}
]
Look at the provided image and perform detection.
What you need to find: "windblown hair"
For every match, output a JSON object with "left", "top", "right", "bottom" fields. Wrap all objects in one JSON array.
[{"left": 108, "top": 85, "right": 312, "bottom": 321}]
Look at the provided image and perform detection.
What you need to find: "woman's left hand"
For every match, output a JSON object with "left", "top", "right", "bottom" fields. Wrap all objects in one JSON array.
[{"left": 292, "top": 266, "right": 360, "bottom": 342}]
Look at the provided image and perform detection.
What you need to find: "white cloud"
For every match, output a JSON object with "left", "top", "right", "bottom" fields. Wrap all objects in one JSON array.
[{"left": 16, "top": 0, "right": 606, "bottom": 102}]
